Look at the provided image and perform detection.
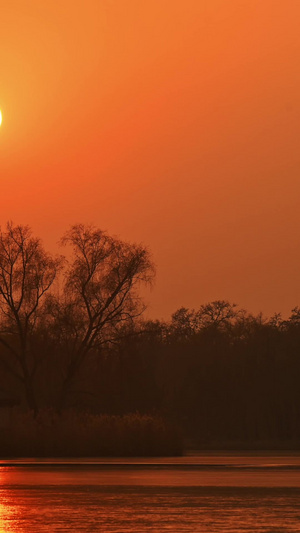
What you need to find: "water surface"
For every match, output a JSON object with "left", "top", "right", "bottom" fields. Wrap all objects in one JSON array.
[{"left": 1, "top": 454, "right": 300, "bottom": 532}]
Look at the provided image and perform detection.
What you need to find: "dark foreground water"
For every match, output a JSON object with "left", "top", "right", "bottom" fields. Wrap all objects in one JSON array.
[{"left": 1, "top": 455, "right": 300, "bottom": 532}]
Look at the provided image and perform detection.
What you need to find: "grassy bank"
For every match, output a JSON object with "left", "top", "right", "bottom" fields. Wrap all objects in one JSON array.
[{"left": 0, "top": 410, "right": 183, "bottom": 457}]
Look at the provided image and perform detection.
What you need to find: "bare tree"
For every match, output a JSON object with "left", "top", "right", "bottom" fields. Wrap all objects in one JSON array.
[
  {"left": 196, "top": 300, "right": 241, "bottom": 330},
  {"left": 0, "top": 222, "right": 61, "bottom": 413},
  {"left": 170, "top": 307, "right": 198, "bottom": 338},
  {"left": 49, "top": 224, "right": 155, "bottom": 411}
]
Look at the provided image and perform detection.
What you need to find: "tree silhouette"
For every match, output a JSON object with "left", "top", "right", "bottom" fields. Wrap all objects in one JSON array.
[
  {"left": 0, "top": 222, "right": 61, "bottom": 413},
  {"left": 48, "top": 224, "right": 154, "bottom": 411}
]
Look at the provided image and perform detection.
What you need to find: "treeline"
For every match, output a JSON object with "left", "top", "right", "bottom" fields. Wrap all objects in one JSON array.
[
  {"left": 128, "top": 303, "right": 300, "bottom": 447},
  {"left": 93, "top": 301, "right": 300, "bottom": 448},
  {"left": 1, "top": 223, "right": 300, "bottom": 449}
]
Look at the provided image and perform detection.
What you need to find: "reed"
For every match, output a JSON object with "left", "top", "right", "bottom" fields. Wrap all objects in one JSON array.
[{"left": 0, "top": 409, "right": 182, "bottom": 457}]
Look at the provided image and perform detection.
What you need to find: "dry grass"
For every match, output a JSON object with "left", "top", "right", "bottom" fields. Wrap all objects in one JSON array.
[{"left": 0, "top": 410, "right": 182, "bottom": 457}]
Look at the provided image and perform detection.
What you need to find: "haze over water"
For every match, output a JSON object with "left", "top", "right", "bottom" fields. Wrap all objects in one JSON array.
[{"left": 1, "top": 455, "right": 300, "bottom": 532}]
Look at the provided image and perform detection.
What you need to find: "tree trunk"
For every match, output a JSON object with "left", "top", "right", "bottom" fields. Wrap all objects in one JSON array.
[
  {"left": 24, "top": 379, "right": 38, "bottom": 415},
  {"left": 22, "top": 362, "right": 38, "bottom": 415},
  {"left": 57, "top": 375, "right": 73, "bottom": 413}
]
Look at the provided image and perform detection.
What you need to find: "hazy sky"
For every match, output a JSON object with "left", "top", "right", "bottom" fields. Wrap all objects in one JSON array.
[{"left": 1, "top": 1, "right": 300, "bottom": 319}]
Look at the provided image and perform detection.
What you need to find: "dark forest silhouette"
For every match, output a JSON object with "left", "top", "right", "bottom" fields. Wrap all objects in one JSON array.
[{"left": 1, "top": 222, "right": 300, "bottom": 453}]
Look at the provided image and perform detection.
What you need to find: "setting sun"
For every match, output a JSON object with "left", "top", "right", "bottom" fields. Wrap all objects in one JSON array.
[{"left": 0, "top": 110, "right": 2, "bottom": 126}]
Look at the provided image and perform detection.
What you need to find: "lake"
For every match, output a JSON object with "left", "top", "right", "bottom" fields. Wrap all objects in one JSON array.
[{"left": 1, "top": 454, "right": 300, "bottom": 532}]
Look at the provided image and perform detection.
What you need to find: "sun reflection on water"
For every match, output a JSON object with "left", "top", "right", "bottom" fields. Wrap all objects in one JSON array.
[
  {"left": 0, "top": 494, "right": 16, "bottom": 533},
  {"left": 0, "top": 461, "right": 300, "bottom": 532},
  {"left": 0, "top": 469, "right": 22, "bottom": 533}
]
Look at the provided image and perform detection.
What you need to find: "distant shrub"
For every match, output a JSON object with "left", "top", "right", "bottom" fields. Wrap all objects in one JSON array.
[{"left": 0, "top": 409, "right": 182, "bottom": 457}]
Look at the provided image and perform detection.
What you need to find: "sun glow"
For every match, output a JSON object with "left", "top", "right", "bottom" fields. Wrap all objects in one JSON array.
[{"left": 0, "top": 110, "right": 2, "bottom": 126}]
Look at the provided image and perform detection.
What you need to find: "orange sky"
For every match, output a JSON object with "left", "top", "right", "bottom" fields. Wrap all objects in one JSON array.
[{"left": 1, "top": 1, "right": 300, "bottom": 319}]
